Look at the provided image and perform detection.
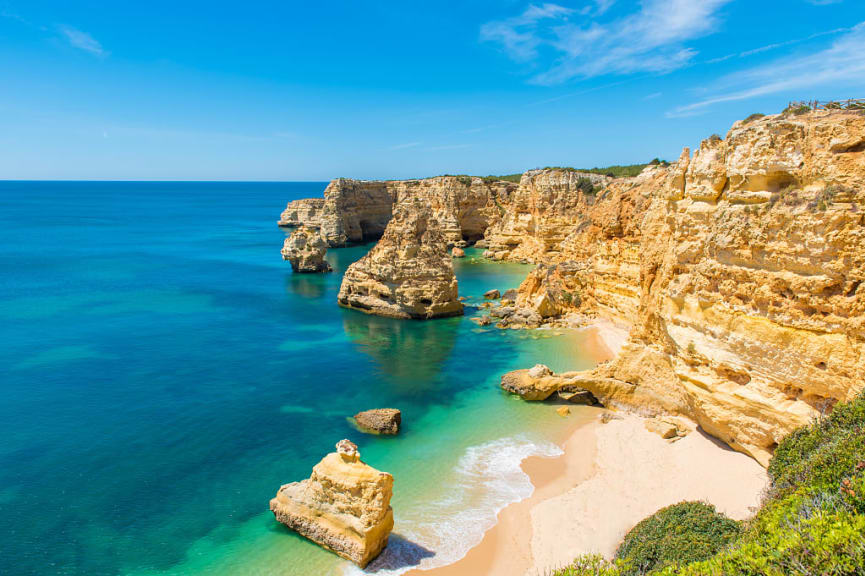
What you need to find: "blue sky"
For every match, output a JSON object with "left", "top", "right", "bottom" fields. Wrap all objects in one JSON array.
[{"left": 2, "top": 0, "right": 864, "bottom": 181}]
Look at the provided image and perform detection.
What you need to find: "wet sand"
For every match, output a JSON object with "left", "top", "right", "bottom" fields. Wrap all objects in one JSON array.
[{"left": 411, "top": 413, "right": 767, "bottom": 576}]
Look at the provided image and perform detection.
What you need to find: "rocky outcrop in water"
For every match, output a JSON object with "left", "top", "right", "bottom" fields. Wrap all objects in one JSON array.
[
  {"left": 269, "top": 439, "right": 394, "bottom": 567},
  {"left": 499, "top": 109, "right": 865, "bottom": 465},
  {"left": 278, "top": 176, "right": 517, "bottom": 247},
  {"left": 338, "top": 200, "right": 464, "bottom": 319},
  {"left": 354, "top": 408, "right": 401, "bottom": 434},
  {"left": 281, "top": 226, "right": 332, "bottom": 273}
]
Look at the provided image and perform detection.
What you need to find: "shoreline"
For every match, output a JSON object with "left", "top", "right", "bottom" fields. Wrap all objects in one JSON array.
[
  {"left": 403, "top": 407, "right": 603, "bottom": 576},
  {"left": 410, "top": 412, "right": 768, "bottom": 576}
]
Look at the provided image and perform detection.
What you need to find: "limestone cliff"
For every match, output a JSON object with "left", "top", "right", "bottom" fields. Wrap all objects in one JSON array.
[
  {"left": 269, "top": 439, "right": 394, "bottom": 567},
  {"left": 278, "top": 198, "right": 325, "bottom": 228},
  {"left": 501, "top": 110, "right": 865, "bottom": 466},
  {"left": 482, "top": 169, "right": 611, "bottom": 261},
  {"left": 337, "top": 200, "right": 464, "bottom": 319},
  {"left": 279, "top": 176, "right": 516, "bottom": 247},
  {"left": 389, "top": 176, "right": 516, "bottom": 246},
  {"left": 316, "top": 179, "right": 395, "bottom": 246}
]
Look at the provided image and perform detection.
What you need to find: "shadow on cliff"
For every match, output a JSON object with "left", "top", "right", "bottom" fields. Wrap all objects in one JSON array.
[
  {"left": 341, "top": 309, "right": 459, "bottom": 393},
  {"left": 363, "top": 534, "right": 435, "bottom": 572}
]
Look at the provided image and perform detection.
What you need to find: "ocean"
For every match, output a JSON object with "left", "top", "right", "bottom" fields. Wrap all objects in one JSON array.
[{"left": 0, "top": 181, "right": 600, "bottom": 576}]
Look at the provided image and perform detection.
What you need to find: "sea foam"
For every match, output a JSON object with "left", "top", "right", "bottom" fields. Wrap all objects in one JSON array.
[{"left": 344, "top": 436, "right": 562, "bottom": 575}]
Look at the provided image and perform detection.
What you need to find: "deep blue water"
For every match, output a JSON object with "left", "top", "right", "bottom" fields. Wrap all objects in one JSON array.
[{"left": 0, "top": 182, "right": 598, "bottom": 576}]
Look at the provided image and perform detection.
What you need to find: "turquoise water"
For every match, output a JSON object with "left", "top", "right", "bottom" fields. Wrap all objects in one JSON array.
[{"left": 0, "top": 182, "right": 600, "bottom": 576}]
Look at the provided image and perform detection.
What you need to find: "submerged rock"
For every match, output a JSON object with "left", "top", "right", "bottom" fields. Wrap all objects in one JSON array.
[
  {"left": 354, "top": 408, "right": 401, "bottom": 435},
  {"left": 269, "top": 440, "right": 394, "bottom": 568},
  {"left": 337, "top": 200, "right": 464, "bottom": 319},
  {"left": 282, "top": 226, "right": 332, "bottom": 273}
]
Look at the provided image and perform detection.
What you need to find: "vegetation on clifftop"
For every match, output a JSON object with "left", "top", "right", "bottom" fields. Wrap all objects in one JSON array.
[
  {"left": 484, "top": 161, "right": 666, "bottom": 183},
  {"left": 615, "top": 503, "right": 742, "bottom": 575},
  {"left": 552, "top": 392, "right": 865, "bottom": 576}
]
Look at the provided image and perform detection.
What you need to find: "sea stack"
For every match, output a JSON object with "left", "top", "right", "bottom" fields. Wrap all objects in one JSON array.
[
  {"left": 269, "top": 439, "right": 394, "bottom": 568},
  {"left": 282, "top": 226, "right": 332, "bottom": 273},
  {"left": 337, "top": 200, "right": 464, "bottom": 319}
]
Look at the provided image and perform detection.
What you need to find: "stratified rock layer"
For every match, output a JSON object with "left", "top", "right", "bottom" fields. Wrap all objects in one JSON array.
[
  {"left": 482, "top": 169, "right": 610, "bottom": 261},
  {"left": 279, "top": 176, "right": 517, "bottom": 247},
  {"left": 501, "top": 110, "right": 865, "bottom": 466},
  {"left": 269, "top": 440, "right": 394, "bottom": 568},
  {"left": 281, "top": 226, "right": 332, "bottom": 273},
  {"left": 337, "top": 201, "right": 464, "bottom": 319},
  {"left": 279, "top": 198, "right": 325, "bottom": 228}
]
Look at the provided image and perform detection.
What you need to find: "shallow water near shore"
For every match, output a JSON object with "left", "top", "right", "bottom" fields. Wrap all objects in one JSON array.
[{"left": 0, "top": 181, "right": 602, "bottom": 576}]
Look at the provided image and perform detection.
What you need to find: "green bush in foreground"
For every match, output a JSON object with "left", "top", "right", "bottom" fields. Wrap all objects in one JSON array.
[
  {"left": 552, "top": 393, "right": 865, "bottom": 576},
  {"left": 614, "top": 502, "right": 741, "bottom": 575}
]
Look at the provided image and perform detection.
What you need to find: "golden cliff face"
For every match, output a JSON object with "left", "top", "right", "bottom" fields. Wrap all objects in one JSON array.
[
  {"left": 281, "top": 176, "right": 517, "bottom": 248},
  {"left": 317, "top": 179, "right": 395, "bottom": 246},
  {"left": 482, "top": 169, "right": 610, "bottom": 261},
  {"left": 278, "top": 198, "right": 325, "bottom": 228},
  {"left": 505, "top": 110, "right": 865, "bottom": 465}
]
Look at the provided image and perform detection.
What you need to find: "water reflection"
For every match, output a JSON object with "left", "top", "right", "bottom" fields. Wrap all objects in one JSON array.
[
  {"left": 284, "top": 273, "right": 328, "bottom": 299},
  {"left": 341, "top": 309, "right": 460, "bottom": 388}
]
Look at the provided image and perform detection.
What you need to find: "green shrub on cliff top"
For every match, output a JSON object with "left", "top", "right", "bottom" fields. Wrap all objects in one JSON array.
[{"left": 552, "top": 393, "right": 865, "bottom": 576}]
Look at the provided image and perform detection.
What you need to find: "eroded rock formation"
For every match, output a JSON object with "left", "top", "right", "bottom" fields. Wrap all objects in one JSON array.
[
  {"left": 279, "top": 198, "right": 325, "bottom": 228},
  {"left": 280, "top": 176, "right": 518, "bottom": 248},
  {"left": 269, "top": 439, "right": 394, "bottom": 567},
  {"left": 338, "top": 200, "right": 464, "bottom": 319},
  {"left": 281, "top": 226, "right": 332, "bottom": 273},
  {"left": 482, "top": 169, "right": 611, "bottom": 261},
  {"left": 499, "top": 110, "right": 865, "bottom": 465}
]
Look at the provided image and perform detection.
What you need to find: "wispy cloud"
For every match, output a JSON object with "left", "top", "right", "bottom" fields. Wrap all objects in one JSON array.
[
  {"left": 669, "top": 22, "right": 865, "bottom": 117},
  {"left": 389, "top": 142, "right": 422, "bottom": 151},
  {"left": 482, "top": 0, "right": 731, "bottom": 85},
  {"left": 58, "top": 25, "right": 106, "bottom": 56},
  {"left": 643, "top": 92, "right": 663, "bottom": 100},
  {"left": 705, "top": 26, "right": 851, "bottom": 64},
  {"left": 480, "top": 3, "right": 574, "bottom": 62}
]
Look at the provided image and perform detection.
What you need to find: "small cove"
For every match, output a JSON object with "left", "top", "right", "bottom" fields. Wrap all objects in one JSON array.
[{"left": 0, "top": 181, "right": 604, "bottom": 576}]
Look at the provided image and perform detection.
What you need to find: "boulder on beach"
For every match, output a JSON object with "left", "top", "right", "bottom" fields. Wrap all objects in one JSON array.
[
  {"left": 269, "top": 439, "right": 394, "bottom": 567},
  {"left": 501, "top": 365, "right": 560, "bottom": 401},
  {"left": 354, "top": 408, "right": 402, "bottom": 435},
  {"left": 644, "top": 418, "right": 680, "bottom": 439}
]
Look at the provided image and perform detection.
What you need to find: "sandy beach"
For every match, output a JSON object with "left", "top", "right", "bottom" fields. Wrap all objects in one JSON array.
[{"left": 411, "top": 411, "right": 768, "bottom": 576}]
